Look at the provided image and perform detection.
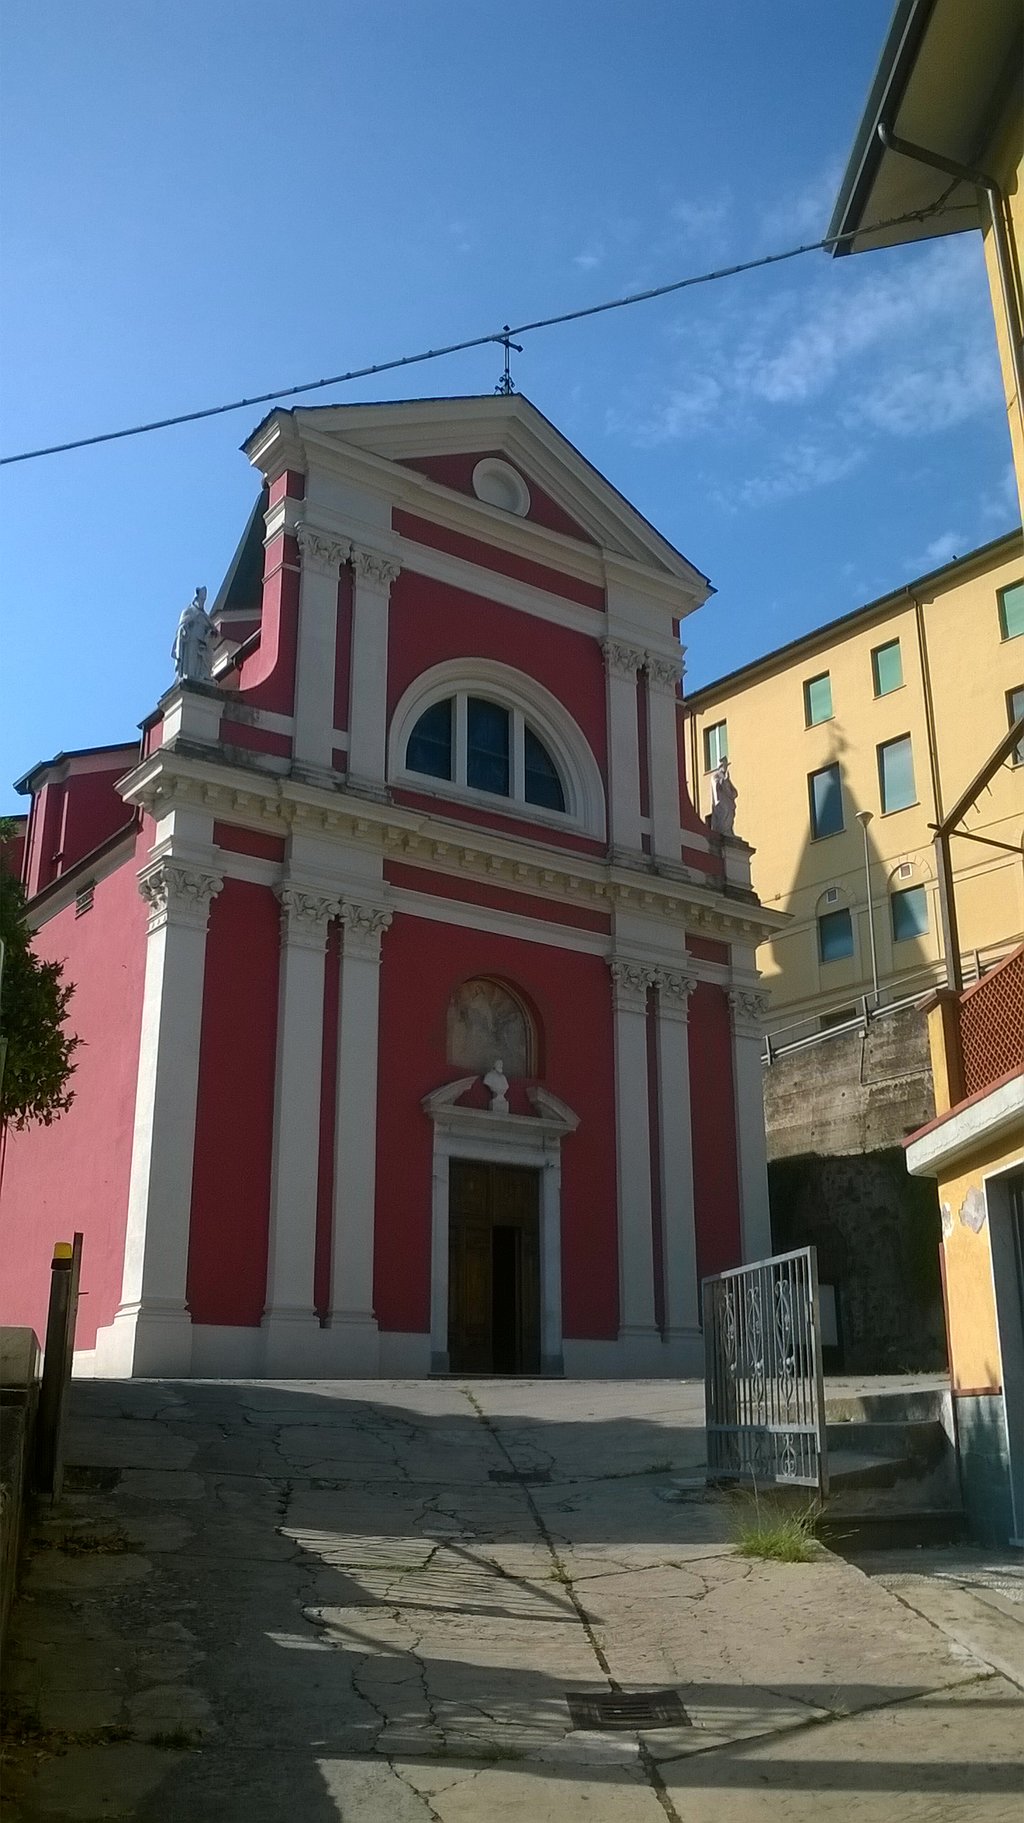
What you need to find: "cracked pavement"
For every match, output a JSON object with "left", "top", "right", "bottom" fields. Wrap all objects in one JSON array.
[{"left": 2, "top": 1377, "right": 1022, "bottom": 1820}]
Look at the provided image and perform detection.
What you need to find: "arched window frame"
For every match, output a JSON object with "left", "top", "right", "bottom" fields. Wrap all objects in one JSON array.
[{"left": 388, "top": 658, "right": 607, "bottom": 839}]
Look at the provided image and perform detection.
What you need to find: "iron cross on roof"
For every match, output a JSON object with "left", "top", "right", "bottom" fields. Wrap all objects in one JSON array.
[{"left": 494, "top": 325, "right": 523, "bottom": 395}]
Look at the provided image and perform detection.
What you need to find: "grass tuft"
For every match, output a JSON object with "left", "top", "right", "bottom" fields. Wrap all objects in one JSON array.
[
  {"left": 732, "top": 1497, "right": 819, "bottom": 1563},
  {"left": 149, "top": 1728, "right": 201, "bottom": 1750},
  {"left": 45, "top": 1527, "right": 139, "bottom": 1556}
]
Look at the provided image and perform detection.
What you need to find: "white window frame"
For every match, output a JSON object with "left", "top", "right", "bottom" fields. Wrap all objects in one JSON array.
[{"left": 388, "top": 657, "right": 607, "bottom": 840}]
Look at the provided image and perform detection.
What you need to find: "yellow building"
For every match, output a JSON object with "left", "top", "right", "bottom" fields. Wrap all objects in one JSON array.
[
  {"left": 685, "top": 531, "right": 1024, "bottom": 1044},
  {"left": 827, "top": 0, "right": 1024, "bottom": 518},
  {"left": 830, "top": 0, "right": 1024, "bottom": 1546}
]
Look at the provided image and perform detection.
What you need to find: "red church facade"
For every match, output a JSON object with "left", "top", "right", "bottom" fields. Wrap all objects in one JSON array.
[{"left": 1, "top": 397, "right": 784, "bottom": 1378}]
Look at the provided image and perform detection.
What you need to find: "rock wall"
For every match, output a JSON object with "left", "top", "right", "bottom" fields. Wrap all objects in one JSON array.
[
  {"left": 763, "top": 1004, "right": 935, "bottom": 1161},
  {"left": 763, "top": 1007, "right": 945, "bottom": 1372}
]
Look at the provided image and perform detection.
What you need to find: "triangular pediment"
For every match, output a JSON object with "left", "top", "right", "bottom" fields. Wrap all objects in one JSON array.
[{"left": 245, "top": 395, "right": 710, "bottom": 594}]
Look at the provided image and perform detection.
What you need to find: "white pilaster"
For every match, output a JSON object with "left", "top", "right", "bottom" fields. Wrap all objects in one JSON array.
[
  {"left": 293, "top": 526, "right": 350, "bottom": 775},
  {"left": 645, "top": 653, "right": 686, "bottom": 867},
  {"left": 728, "top": 984, "right": 773, "bottom": 1263},
  {"left": 347, "top": 547, "right": 400, "bottom": 798},
  {"left": 329, "top": 897, "right": 392, "bottom": 1368},
  {"left": 102, "top": 859, "right": 223, "bottom": 1375},
  {"left": 609, "top": 959, "right": 659, "bottom": 1340},
  {"left": 261, "top": 883, "right": 337, "bottom": 1372},
  {"left": 653, "top": 967, "right": 701, "bottom": 1353},
  {"left": 602, "top": 639, "right": 644, "bottom": 860}
]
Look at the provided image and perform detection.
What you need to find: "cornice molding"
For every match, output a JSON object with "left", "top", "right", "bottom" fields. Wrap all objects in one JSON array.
[{"left": 117, "top": 749, "right": 788, "bottom": 947}]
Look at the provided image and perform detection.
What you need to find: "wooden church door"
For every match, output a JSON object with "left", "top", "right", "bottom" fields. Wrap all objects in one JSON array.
[{"left": 448, "top": 1161, "right": 540, "bottom": 1374}]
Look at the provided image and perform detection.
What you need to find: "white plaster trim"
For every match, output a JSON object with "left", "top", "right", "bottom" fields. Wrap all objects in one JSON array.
[
  {"left": 906, "top": 1075, "right": 1024, "bottom": 1177},
  {"left": 424, "top": 1085, "right": 578, "bottom": 1375},
  {"left": 396, "top": 534, "right": 603, "bottom": 638},
  {"left": 119, "top": 748, "right": 788, "bottom": 944},
  {"left": 211, "top": 852, "right": 282, "bottom": 888},
  {"left": 284, "top": 407, "right": 703, "bottom": 591},
  {"left": 389, "top": 658, "right": 606, "bottom": 840},
  {"left": 387, "top": 884, "right": 609, "bottom": 956}
]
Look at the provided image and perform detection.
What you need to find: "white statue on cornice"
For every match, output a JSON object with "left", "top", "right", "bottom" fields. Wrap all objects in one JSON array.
[
  {"left": 709, "top": 757, "right": 738, "bottom": 837},
  {"left": 172, "top": 586, "right": 216, "bottom": 683},
  {"left": 483, "top": 1059, "right": 510, "bottom": 1114}
]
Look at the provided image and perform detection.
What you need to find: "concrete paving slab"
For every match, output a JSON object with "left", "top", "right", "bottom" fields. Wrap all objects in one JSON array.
[
  {"left": 3, "top": 1376, "right": 1022, "bottom": 1822},
  {"left": 658, "top": 1673, "right": 1023, "bottom": 1820}
]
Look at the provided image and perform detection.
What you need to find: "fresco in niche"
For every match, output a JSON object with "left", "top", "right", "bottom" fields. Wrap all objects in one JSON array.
[{"left": 447, "top": 978, "right": 532, "bottom": 1078}]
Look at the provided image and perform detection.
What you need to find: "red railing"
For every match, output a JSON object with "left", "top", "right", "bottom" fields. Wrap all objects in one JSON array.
[{"left": 958, "top": 945, "right": 1024, "bottom": 1099}]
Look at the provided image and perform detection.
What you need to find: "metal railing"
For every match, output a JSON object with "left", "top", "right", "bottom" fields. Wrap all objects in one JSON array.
[
  {"left": 762, "top": 935, "right": 1023, "bottom": 1063},
  {"left": 703, "top": 1246, "right": 828, "bottom": 1496}
]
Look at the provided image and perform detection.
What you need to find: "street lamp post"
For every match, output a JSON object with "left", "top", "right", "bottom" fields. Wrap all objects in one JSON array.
[{"left": 855, "top": 809, "right": 880, "bottom": 1006}]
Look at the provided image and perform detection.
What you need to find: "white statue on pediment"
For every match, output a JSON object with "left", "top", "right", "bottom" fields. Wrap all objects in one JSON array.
[{"left": 172, "top": 586, "right": 216, "bottom": 683}]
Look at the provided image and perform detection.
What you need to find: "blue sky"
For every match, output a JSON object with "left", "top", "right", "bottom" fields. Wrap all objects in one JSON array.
[{"left": 1, "top": 1, "right": 1016, "bottom": 813}]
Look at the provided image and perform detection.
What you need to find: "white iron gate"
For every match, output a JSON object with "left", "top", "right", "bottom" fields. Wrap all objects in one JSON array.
[{"left": 703, "top": 1245, "right": 829, "bottom": 1496}]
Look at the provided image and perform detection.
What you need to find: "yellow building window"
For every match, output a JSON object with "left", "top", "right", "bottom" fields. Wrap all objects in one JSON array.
[
  {"left": 703, "top": 720, "right": 728, "bottom": 771},
  {"left": 803, "top": 673, "right": 833, "bottom": 725},
  {"left": 871, "top": 640, "right": 903, "bottom": 696},
  {"left": 878, "top": 735, "right": 916, "bottom": 813},
  {"left": 998, "top": 581, "right": 1024, "bottom": 641}
]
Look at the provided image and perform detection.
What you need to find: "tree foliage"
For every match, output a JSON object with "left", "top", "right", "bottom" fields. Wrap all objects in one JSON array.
[{"left": 0, "top": 821, "right": 80, "bottom": 1130}]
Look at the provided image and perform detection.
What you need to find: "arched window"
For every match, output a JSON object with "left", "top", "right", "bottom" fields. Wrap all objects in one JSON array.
[
  {"left": 406, "top": 694, "right": 566, "bottom": 814},
  {"left": 447, "top": 978, "right": 535, "bottom": 1077},
  {"left": 389, "top": 658, "right": 607, "bottom": 838}
]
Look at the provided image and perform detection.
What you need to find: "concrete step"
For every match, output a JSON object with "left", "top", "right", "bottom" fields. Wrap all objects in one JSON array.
[{"left": 826, "top": 1418, "right": 948, "bottom": 1472}]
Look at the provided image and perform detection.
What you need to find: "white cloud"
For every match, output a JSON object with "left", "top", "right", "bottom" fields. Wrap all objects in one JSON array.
[
  {"left": 670, "top": 194, "right": 731, "bottom": 239},
  {"left": 855, "top": 347, "right": 1002, "bottom": 437},
  {"left": 610, "top": 233, "right": 1001, "bottom": 463},
  {"left": 981, "top": 462, "right": 1021, "bottom": 526},
  {"left": 922, "top": 531, "right": 964, "bottom": 567},
  {"left": 712, "top": 440, "right": 866, "bottom": 512},
  {"left": 760, "top": 161, "right": 844, "bottom": 244},
  {"left": 573, "top": 245, "right": 605, "bottom": 271},
  {"left": 613, "top": 372, "right": 723, "bottom": 445}
]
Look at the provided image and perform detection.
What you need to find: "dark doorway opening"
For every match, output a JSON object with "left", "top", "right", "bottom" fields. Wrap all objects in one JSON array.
[{"left": 448, "top": 1161, "right": 540, "bottom": 1374}]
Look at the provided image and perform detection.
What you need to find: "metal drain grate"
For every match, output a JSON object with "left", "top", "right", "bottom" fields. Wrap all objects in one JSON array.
[
  {"left": 566, "top": 1689, "right": 690, "bottom": 1731},
  {"left": 488, "top": 1468, "right": 551, "bottom": 1484}
]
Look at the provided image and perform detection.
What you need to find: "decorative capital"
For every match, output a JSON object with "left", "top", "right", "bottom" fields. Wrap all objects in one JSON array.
[
  {"left": 655, "top": 967, "right": 697, "bottom": 1015},
  {"left": 645, "top": 652, "right": 685, "bottom": 692},
  {"left": 276, "top": 884, "right": 338, "bottom": 950},
  {"left": 339, "top": 898, "right": 393, "bottom": 960},
  {"left": 351, "top": 547, "right": 401, "bottom": 591},
  {"left": 295, "top": 524, "right": 350, "bottom": 576},
  {"left": 728, "top": 987, "right": 770, "bottom": 1030},
  {"left": 138, "top": 860, "right": 223, "bottom": 934},
  {"left": 601, "top": 637, "right": 645, "bottom": 678},
  {"left": 609, "top": 957, "right": 655, "bottom": 1011}
]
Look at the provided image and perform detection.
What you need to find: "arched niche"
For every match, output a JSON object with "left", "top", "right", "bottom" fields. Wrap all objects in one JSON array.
[{"left": 446, "top": 977, "right": 536, "bottom": 1078}]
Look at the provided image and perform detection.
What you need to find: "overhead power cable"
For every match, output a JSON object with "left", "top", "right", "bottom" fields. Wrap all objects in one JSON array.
[{"left": 0, "top": 199, "right": 969, "bottom": 468}]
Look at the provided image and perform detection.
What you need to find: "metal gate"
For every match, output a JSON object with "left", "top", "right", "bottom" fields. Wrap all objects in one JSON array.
[{"left": 703, "top": 1246, "right": 828, "bottom": 1495}]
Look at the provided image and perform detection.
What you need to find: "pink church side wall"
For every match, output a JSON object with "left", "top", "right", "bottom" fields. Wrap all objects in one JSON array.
[
  {"left": 0, "top": 855, "right": 148, "bottom": 1348},
  {"left": 374, "top": 910, "right": 618, "bottom": 1341}
]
